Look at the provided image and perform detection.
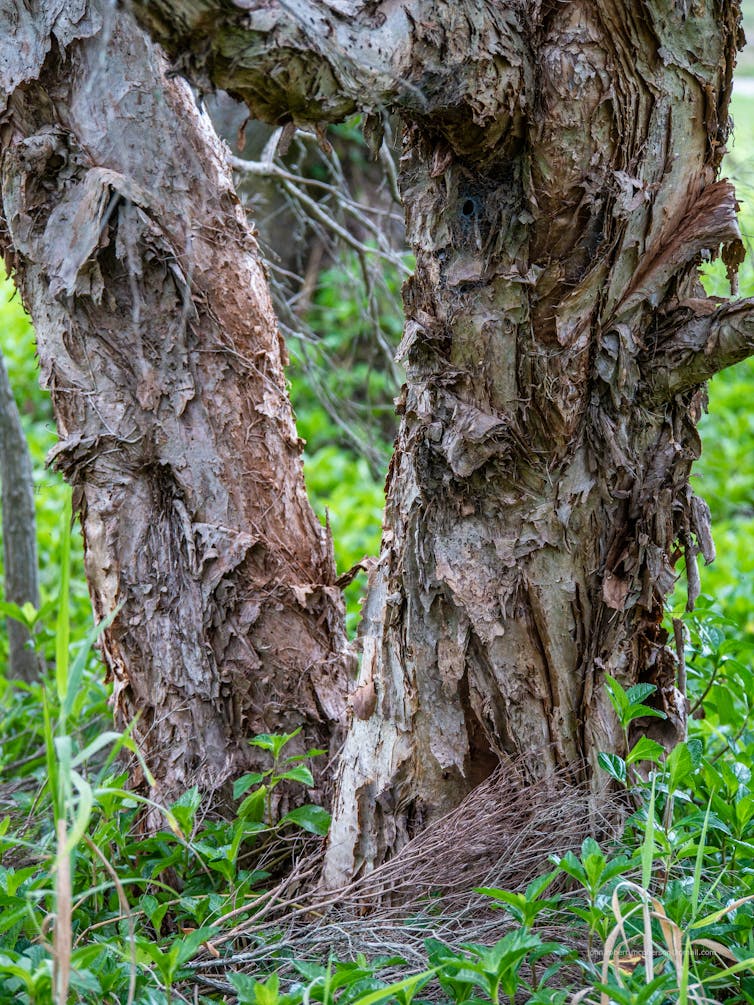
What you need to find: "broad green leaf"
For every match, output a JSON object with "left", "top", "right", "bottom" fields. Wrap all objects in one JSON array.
[
  {"left": 237, "top": 786, "right": 267, "bottom": 823},
  {"left": 282, "top": 804, "right": 331, "bottom": 835},
  {"left": 598, "top": 752, "right": 626, "bottom": 785},
  {"left": 604, "top": 675, "right": 630, "bottom": 720},
  {"left": 0, "top": 601, "right": 35, "bottom": 627},
  {"left": 279, "top": 766, "right": 314, "bottom": 787},
  {"left": 249, "top": 729, "right": 301, "bottom": 758},
  {"left": 667, "top": 742, "right": 695, "bottom": 792},
  {"left": 351, "top": 971, "right": 436, "bottom": 1005},
  {"left": 626, "top": 737, "right": 665, "bottom": 767},
  {"left": 233, "top": 772, "right": 266, "bottom": 800},
  {"left": 626, "top": 683, "right": 656, "bottom": 705}
]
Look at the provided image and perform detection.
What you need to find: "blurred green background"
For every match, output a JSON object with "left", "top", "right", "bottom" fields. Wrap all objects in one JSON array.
[{"left": 2, "top": 17, "right": 754, "bottom": 1005}]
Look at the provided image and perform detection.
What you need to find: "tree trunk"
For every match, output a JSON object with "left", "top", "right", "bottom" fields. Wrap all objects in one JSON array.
[
  {"left": 324, "top": 2, "right": 746, "bottom": 885},
  {"left": 127, "top": 0, "right": 754, "bottom": 885},
  {"left": 0, "top": 1, "right": 348, "bottom": 805},
  {"left": 0, "top": 347, "right": 41, "bottom": 681}
]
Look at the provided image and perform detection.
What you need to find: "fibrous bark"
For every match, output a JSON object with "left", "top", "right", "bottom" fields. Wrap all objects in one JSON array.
[
  {"left": 0, "top": 1, "right": 348, "bottom": 804},
  {"left": 128, "top": 0, "right": 753, "bottom": 886},
  {"left": 0, "top": 347, "right": 41, "bottom": 681}
]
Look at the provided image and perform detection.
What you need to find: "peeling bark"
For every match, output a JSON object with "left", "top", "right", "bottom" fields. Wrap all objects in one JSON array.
[
  {"left": 128, "top": 0, "right": 754, "bottom": 885},
  {"left": 0, "top": 2, "right": 348, "bottom": 804},
  {"left": 129, "top": 0, "right": 528, "bottom": 162}
]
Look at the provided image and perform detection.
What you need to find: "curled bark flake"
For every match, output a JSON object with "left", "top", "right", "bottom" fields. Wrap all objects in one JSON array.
[
  {"left": 350, "top": 678, "right": 377, "bottom": 721},
  {"left": 618, "top": 181, "right": 743, "bottom": 318},
  {"left": 689, "top": 494, "right": 715, "bottom": 566}
]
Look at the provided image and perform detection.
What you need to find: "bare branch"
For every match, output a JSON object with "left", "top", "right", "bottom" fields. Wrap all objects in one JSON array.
[{"left": 646, "top": 299, "right": 754, "bottom": 403}]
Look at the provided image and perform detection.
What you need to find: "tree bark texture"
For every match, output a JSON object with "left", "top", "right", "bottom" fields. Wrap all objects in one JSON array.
[
  {"left": 0, "top": 1, "right": 349, "bottom": 804},
  {"left": 128, "top": 0, "right": 754, "bottom": 885},
  {"left": 0, "top": 347, "right": 41, "bottom": 681}
]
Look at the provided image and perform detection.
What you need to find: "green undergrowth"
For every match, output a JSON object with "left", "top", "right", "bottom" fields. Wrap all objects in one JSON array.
[
  {"left": 2, "top": 92, "right": 754, "bottom": 1005},
  {"left": 1, "top": 601, "right": 754, "bottom": 1002}
]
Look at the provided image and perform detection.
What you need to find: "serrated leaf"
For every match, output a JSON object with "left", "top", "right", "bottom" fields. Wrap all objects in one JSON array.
[
  {"left": 626, "top": 703, "right": 666, "bottom": 723},
  {"left": 604, "top": 675, "right": 630, "bottom": 718},
  {"left": 249, "top": 729, "right": 301, "bottom": 758},
  {"left": 237, "top": 785, "right": 266, "bottom": 822},
  {"left": 233, "top": 772, "right": 266, "bottom": 800},
  {"left": 626, "top": 682, "right": 657, "bottom": 705},
  {"left": 667, "top": 742, "right": 694, "bottom": 792}
]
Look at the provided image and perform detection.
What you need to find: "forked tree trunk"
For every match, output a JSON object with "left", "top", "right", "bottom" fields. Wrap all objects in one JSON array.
[
  {"left": 0, "top": 1, "right": 348, "bottom": 804},
  {"left": 130, "top": 0, "right": 754, "bottom": 886}
]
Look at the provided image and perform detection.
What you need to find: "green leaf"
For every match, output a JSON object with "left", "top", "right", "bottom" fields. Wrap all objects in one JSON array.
[
  {"left": 61, "top": 604, "right": 120, "bottom": 722},
  {"left": 667, "top": 742, "right": 695, "bottom": 792},
  {"left": 278, "top": 766, "right": 314, "bottom": 787},
  {"left": 249, "top": 729, "right": 301, "bottom": 758},
  {"left": 0, "top": 601, "right": 35, "bottom": 628},
  {"left": 626, "top": 737, "right": 665, "bottom": 767},
  {"left": 626, "top": 683, "right": 656, "bottom": 705},
  {"left": 627, "top": 703, "right": 666, "bottom": 723},
  {"left": 604, "top": 675, "right": 630, "bottom": 721},
  {"left": 170, "top": 786, "right": 201, "bottom": 836},
  {"left": 55, "top": 493, "right": 72, "bottom": 710},
  {"left": 641, "top": 774, "right": 657, "bottom": 890},
  {"left": 351, "top": 971, "right": 436, "bottom": 1005},
  {"left": 174, "top": 926, "right": 217, "bottom": 967},
  {"left": 62, "top": 769, "right": 94, "bottom": 857},
  {"left": 598, "top": 752, "right": 626, "bottom": 785},
  {"left": 237, "top": 786, "right": 267, "bottom": 823},
  {"left": 233, "top": 773, "right": 266, "bottom": 799},
  {"left": 70, "top": 731, "right": 124, "bottom": 769},
  {"left": 229, "top": 972, "right": 260, "bottom": 1003},
  {"left": 281, "top": 804, "right": 332, "bottom": 835},
  {"left": 686, "top": 738, "right": 703, "bottom": 767}
]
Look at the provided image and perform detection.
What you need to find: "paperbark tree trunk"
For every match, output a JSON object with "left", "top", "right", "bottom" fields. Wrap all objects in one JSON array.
[
  {"left": 129, "top": 0, "right": 754, "bottom": 885},
  {"left": 0, "top": 1, "right": 348, "bottom": 805}
]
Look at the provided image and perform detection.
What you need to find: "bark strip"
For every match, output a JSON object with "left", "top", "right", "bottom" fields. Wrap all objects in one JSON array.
[{"left": 647, "top": 298, "right": 754, "bottom": 402}]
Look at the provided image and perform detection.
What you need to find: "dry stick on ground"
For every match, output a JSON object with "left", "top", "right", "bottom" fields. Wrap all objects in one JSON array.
[{"left": 187, "top": 757, "right": 617, "bottom": 988}]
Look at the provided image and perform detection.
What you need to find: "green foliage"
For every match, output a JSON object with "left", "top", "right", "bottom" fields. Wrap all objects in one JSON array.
[
  {"left": 289, "top": 250, "right": 406, "bottom": 634},
  {"left": 0, "top": 507, "right": 333, "bottom": 1002}
]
